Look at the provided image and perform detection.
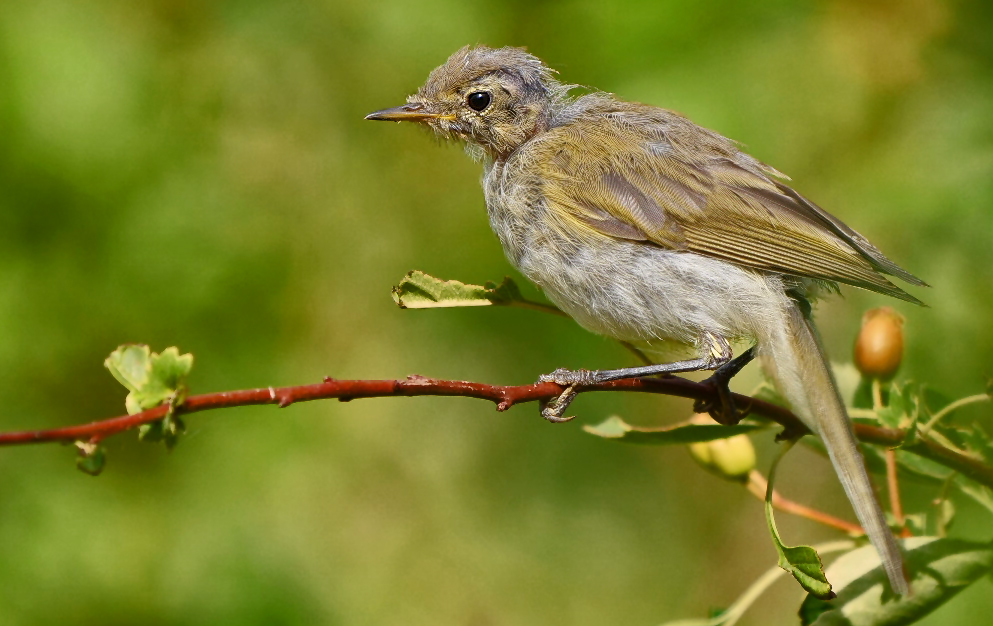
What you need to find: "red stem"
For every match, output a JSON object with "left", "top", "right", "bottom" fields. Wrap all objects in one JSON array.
[
  {"left": 1, "top": 374, "right": 991, "bottom": 490},
  {"left": 747, "top": 471, "right": 863, "bottom": 535},
  {"left": 5, "top": 374, "right": 800, "bottom": 444},
  {"left": 886, "top": 449, "right": 914, "bottom": 537}
]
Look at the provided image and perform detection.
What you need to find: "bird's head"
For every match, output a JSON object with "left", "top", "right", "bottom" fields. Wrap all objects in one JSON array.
[{"left": 366, "top": 46, "right": 563, "bottom": 158}]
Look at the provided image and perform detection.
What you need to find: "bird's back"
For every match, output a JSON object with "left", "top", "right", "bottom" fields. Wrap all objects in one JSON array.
[{"left": 504, "top": 93, "right": 926, "bottom": 305}]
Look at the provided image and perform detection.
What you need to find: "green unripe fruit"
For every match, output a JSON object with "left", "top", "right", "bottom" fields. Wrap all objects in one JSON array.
[{"left": 687, "top": 414, "right": 756, "bottom": 482}]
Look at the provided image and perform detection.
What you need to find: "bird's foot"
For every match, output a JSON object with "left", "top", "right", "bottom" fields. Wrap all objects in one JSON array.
[
  {"left": 692, "top": 346, "right": 755, "bottom": 425},
  {"left": 539, "top": 385, "right": 579, "bottom": 423},
  {"left": 693, "top": 373, "right": 751, "bottom": 425},
  {"left": 538, "top": 368, "right": 599, "bottom": 423}
]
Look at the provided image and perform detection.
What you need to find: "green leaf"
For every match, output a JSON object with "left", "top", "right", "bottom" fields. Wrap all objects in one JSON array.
[
  {"left": 893, "top": 449, "right": 952, "bottom": 482},
  {"left": 149, "top": 346, "right": 194, "bottom": 391},
  {"left": 583, "top": 415, "right": 764, "bottom": 445},
  {"left": 852, "top": 377, "right": 875, "bottom": 411},
  {"left": 138, "top": 420, "right": 164, "bottom": 442},
  {"left": 391, "top": 271, "right": 563, "bottom": 315},
  {"left": 954, "top": 478, "right": 993, "bottom": 517},
  {"left": 799, "top": 537, "right": 993, "bottom": 626},
  {"left": 934, "top": 499, "right": 956, "bottom": 536},
  {"left": 876, "top": 381, "right": 919, "bottom": 429},
  {"left": 74, "top": 442, "right": 106, "bottom": 476},
  {"left": 392, "top": 271, "right": 501, "bottom": 308},
  {"left": 483, "top": 276, "right": 526, "bottom": 304},
  {"left": 940, "top": 423, "right": 993, "bottom": 465},
  {"left": 139, "top": 413, "right": 186, "bottom": 450},
  {"left": 104, "top": 344, "right": 194, "bottom": 450},
  {"left": 778, "top": 545, "right": 834, "bottom": 599},
  {"left": 104, "top": 344, "right": 194, "bottom": 415},
  {"left": 921, "top": 386, "right": 954, "bottom": 416},
  {"left": 764, "top": 441, "right": 834, "bottom": 599},
  {"left": 104, "top": 344, "right": 153, "bottom": 393}
]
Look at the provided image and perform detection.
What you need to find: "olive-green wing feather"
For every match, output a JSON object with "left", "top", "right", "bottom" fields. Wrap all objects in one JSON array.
[{"left": 537, "top": 107, "right": 926, "bottom": 305}]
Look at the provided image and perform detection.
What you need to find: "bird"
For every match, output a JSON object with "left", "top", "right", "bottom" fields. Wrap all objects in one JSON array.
[{"left": 366, "top": 45, "right": 925, "bottom": 595}]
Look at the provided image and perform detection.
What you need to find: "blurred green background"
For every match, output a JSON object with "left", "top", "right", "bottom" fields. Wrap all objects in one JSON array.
[{"left": 1, "top": 0, "right": 991, "bottom": 624}]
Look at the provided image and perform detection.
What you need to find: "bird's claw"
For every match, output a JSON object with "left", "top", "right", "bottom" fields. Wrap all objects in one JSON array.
[
  {"left": 539, "top": 384, "right": 579, "bottom": 423},
  {"left": 693, "top": 375, "right": 751, "bottom": 425},
  {"left": 538, "top": 368, "right": 596, "bottom": 423}
]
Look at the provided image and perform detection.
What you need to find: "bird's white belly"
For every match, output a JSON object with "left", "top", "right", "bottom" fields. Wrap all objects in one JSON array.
[{"left": 525, "top": 238, "right": 789, "bottom": 345}]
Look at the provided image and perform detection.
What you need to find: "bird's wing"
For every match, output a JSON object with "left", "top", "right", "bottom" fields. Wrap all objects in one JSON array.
[{"left": 536, "top": 109, "right": 926, "bottom": 305}]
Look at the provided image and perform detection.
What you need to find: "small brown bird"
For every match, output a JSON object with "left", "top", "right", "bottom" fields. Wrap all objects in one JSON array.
[{"left": 367, "top": 45, "right": 925, "bottom": 594}]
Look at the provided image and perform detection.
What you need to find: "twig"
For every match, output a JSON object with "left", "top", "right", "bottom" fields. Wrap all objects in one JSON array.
[
  {"left": 507, "top": 299, "right": 571, "bottom": 318},
  {"left": 920, "top": 393, "right": 991, "bottom": 435},
  {"left": 1, "top": 374, "right": 992, "bottom": 490},
  {"left": 873, "top": 378, "right": 910, "bottom": 537},
  {"left": 747, "top": 470, "right": 863, "bottom": 535},
  {"left": 872, "top": 379, "right": 884, "bottom": 411},
  {"left": 855, "top": 423, "right": 993, "bottom": 488},
  {"left": 885, "top": 449, "right": 911, "bottom": 537},
  {"left": 0, "top": 375, "right": 802, "bottom": 446}
]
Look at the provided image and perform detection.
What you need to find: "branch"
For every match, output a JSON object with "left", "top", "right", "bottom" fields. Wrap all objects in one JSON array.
[
  {"left": 0, "top": 375, "right": 795, "bottom": 444},
  {"left": 1, "top": 374, "right": 991, "bottom": 490}
]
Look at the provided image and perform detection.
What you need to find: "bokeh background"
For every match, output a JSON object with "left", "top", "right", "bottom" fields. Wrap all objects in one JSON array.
[{"left": 1, "top": 0, "right": 991, "bottom": 624}]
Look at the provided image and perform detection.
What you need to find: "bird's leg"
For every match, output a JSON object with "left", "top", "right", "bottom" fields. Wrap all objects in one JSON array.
[
  {"left": 538, "top": 334, "right": 734, "bottom": 423},
  {"left": 693, "top": 346, "right": 756, "bottom": 425}
]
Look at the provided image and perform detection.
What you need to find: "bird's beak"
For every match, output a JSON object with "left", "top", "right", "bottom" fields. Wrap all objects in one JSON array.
[{"left": 365, "top": 103, "right": 452, "bottom": 122}]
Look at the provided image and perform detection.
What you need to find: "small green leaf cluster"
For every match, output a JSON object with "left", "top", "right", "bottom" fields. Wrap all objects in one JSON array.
[
  {"left": 850, "top": 377, "right": 993, "bottom": 527},
  {"left": 91, "top": 345, "right": 195, "bottom": 469},
  {"left": 104, "top": 344, "right": 194, "bottom": 416}
]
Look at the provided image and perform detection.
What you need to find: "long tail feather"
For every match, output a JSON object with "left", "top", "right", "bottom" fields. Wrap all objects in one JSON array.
[{"left": 759, "top": 304, "right": 909, "bottom": 595}]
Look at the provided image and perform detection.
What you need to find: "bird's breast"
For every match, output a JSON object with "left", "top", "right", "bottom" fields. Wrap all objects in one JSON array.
[{"left": 482, "top": 160, "right": 553, "bottom": 275}]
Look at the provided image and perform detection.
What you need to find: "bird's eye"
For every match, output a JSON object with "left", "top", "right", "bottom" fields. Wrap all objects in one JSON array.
[{"left": 466, "top": 91, "right": 491, "bottom": 112}]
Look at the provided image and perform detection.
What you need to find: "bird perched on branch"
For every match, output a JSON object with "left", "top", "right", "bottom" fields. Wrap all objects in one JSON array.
[{"left": 367, "top": 45, "right": 925, "bottom": 595}]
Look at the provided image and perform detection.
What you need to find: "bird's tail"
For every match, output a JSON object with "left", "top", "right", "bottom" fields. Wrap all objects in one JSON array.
[{"left": 758, "top": 303, "right": 909, "bottom": 595}]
